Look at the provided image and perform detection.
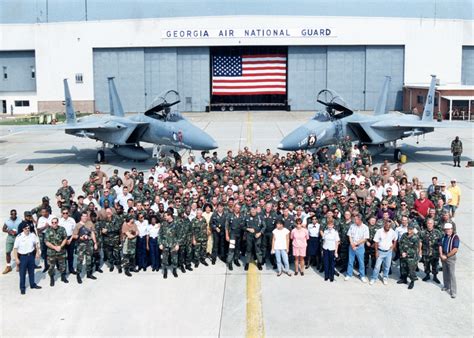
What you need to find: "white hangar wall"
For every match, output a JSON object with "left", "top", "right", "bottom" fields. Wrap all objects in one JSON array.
[{"left": 0, "top": 15, "right": 472, "bottom": 112}]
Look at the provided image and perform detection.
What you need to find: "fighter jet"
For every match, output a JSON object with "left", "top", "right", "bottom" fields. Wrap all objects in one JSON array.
[
  {"left": 58, "top": 78, "right": 217, "bottom": 162},
  {"left": 278, "top": 75, "right": 470, "bottom": 160}
]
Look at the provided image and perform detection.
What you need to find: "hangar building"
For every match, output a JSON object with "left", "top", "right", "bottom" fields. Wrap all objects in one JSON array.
[{"left": 0, "top": 0, "right": 473, "bottom": 115}]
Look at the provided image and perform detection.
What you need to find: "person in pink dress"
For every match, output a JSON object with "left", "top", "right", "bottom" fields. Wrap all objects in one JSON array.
[{"left": 291, "top": 218, "right": 309, "bottom": 276}]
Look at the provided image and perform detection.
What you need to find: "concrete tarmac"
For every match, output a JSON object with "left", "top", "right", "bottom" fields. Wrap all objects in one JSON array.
[{"left": 0, "top": 111, "right": 472, "bottom": 337}]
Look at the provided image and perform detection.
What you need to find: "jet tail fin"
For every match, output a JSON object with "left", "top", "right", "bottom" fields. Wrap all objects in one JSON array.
[
  {"left": 107, "top": 77, "right": 125, "bottom": 117},
  {"left": 63, "top": 79, "right": 76, "bottom": 124},
  {"left": 373, "top": 76, "right": 391, "bottom": 115},
  {"left": 422, "top": 75, "right": 436, "bottom": 121}
]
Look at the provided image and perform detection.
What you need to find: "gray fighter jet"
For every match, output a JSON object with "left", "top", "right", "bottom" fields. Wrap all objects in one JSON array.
[
  {"left": 59, "top": 78, "right": 217, "bottom": 161},
  {"left": 278, "top": 75, "right": 470, "bottom": 160}
]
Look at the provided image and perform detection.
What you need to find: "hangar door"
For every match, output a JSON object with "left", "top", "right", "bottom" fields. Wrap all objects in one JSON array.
[
  {"left": 93, "top": 48, "right": 145, "bottom": 113},
  {"left": 94, "top": 47, "right": 209, "bottom": 113},
  {"left": 288, "top": 46, "right": 404, "bottom": 111}
]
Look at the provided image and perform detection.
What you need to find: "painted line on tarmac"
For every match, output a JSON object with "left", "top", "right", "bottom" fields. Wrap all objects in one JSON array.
[
  {"left": 246, "top": 262, "right": 264, "bottom": 338},
  {"left": 246, "top": 111, "right": 253, "bottom": 147},
  {"left": 0, "top": 131, "right": 23, "bottom": 138},
  {"left": 245, "top": 113, "right": 263, "bottom": 338}
]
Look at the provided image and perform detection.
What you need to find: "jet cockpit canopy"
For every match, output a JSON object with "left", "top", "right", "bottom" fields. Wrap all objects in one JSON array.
[
  {"left": 316, "top": 89, "right": 353, "bottom": 119},
  {"left": 144, "top": 90, "right": 182, "bottom": 121}
]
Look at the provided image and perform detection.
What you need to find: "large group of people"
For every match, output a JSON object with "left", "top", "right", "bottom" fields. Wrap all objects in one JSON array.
[{"left": 2, "top": 140, "right": 462, "bottom": 299}]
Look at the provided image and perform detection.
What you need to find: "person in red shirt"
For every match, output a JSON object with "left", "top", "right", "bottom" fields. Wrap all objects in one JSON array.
[{"left": 414, "top": 191, "right": 435, "bottom": 220}]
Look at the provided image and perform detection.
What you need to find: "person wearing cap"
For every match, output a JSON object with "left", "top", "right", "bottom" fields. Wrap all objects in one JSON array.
[
  {"left": 2, "top": 209, "right": 21, "bottom": 274},
  {"left": 397, "top": 223, "right": 421, "bottom": 289},
  {"left": 17, "top": 211, "right": 36, "bottom": 235},
  {"left": 109, "top": 169, "right": 120, "bottom": 187},
  {"left": 450, "top": 136, "right": 463, "bottom": 167},
  {"left": 447, "top": 179, "right": 461, "bottom": 219},
  {"left": 439, "top": 223, "right": 460, "bottom": 298},
  {"left": 13, "top": 224, "right": 42, "bottom": 294},
  {"left": 30, "top": 196, "right": 52, "bottom": 219}
]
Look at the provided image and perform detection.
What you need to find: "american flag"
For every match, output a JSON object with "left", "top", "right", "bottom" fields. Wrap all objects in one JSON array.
[{"left": 212, "top": 54, "right": 287, "bottom": 95}]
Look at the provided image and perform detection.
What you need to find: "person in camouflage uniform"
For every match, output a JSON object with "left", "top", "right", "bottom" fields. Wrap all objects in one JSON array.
[
  {"left": 44, "top": 217, "right": 68, "bottom": 286},
  {"left": 177, "top": 210, "right": 194, "bottom": 272},
  {"left": 420, "top": 218, "right": 443, "bottom": 283},
  {"left": 90, "top": 212, "right": 103, "bottom": 274},
  {"left": 73, "top": 212, "right": 98, "bottom": 284},
  {"left": 450, "top": 136, "right": 463, "bottom": 167},
  {"left": 159, "top": 211, "right": 180, "bottom": 278},
  {"left": 101, "top": 209, "right": 123, "bottom": 273},
  {"left": 192, "top": 209, "right": 209, "bottom": 268},
  {"left": 397, "top": 224, "right": 420, "bottom": 289},
  {"left": 55, "top": 179, "right": 75, "bottom": 209},
  {"left": 244, "top": 206, "right": 265, "bottom": 271},
  {"left": 121, "top": 216, "right": 138, "bottom": 277}
]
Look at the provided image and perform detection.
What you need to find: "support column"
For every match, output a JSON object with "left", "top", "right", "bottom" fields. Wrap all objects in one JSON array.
[
  {"left": 449, "top": 99, "right": 453, "bottom": 121},
  {"left": 469, "top": 100, "right": 471, "bottom": 121}
]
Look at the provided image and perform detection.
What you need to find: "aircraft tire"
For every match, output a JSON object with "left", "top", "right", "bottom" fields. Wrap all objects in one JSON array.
[
  {"left": 97, "top": 150, "right": 105, "bottom": 163},
  {"left": 394, "top": 149, "right": 401, "bottom": 162}
]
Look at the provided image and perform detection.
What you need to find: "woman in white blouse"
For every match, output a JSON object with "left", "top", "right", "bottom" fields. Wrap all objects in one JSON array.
[
  {"left": 321, "top": 220, "right": 340, "bottom": 282},
  {"left": 271, "top": 220, "right": 292, "bottom": 277}
]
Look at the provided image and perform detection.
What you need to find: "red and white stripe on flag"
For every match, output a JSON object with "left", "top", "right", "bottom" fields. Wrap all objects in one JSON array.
[{"left": 212, "top": 54, "right": 287, "bottom": 95}]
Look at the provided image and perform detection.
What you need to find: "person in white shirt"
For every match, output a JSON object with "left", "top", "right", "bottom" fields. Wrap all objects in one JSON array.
[
  {"left": 115, "top": 186, "right": 134, "bottom": 209},
  {"left": 135, "top": 213, "right": 150, "bottom": 271},
  {"left": 37, "top": 208, "right": 56, "bottom": 272},
  {"left": 321, "top": 220, "right": 340, "bottom": 282},
  {"left": 369, "top": 179, "right": 385, "bottom": 202},
  {"left": 58, "top": 209, "right": 77, "bottom": 274},
  {"left": 271, "top": 220, "right": 292, "bottom": 276},
  {"left": 13, "top": 225, "right": 42, "bottom": 294},
  {"left": 370, "top": 221, "right": 397, "bottom": 285},
  {"left": 84, "top": 193, "right": 101, "bottom": 211},
  {"left": 147, "top": 216, "right": 161, "bottom": 272},
  {"left": 345, "top": 214, "right": 370, "bottom": 282},
  {"left": 306, "top": 216, "right": 321, "bottom": 269},
  {"left": 384, "top": 177, "right": 399, "bottom": 196},
  {"left": 155, "top": 160, "right": 167, "bottom": 175},
  {"left": 183, "top": 157, "right": 196, "bottom": 171}
]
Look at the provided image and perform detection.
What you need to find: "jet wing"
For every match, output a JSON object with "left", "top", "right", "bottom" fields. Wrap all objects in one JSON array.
[{"left": 371, "top": 120, "right": 472, "bottom": 130}]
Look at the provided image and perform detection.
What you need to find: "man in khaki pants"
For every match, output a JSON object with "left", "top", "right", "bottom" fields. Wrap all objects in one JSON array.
[{"left": 439, "top": 223, "right": 460, "bottom": 299}]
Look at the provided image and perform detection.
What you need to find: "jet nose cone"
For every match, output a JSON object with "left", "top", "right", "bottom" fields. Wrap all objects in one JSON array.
[
  {"left": 184, "top": 125, "right": 218, "bottom": 150},
  {"left": 278, "top": 127, "right": 309, "bottom": 151},
  {"left": 199, "top": 133, "right": 218, "bottom": 151}
]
